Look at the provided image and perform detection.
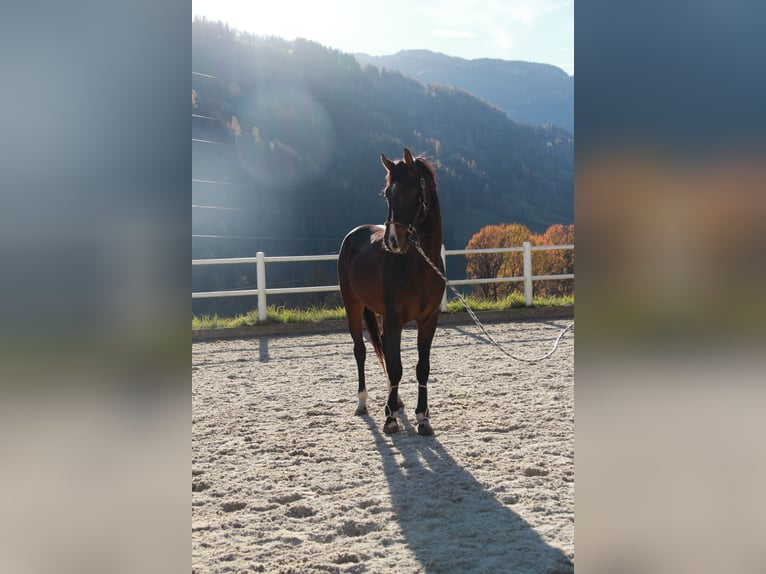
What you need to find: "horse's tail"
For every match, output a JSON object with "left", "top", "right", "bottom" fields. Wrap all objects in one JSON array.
[{"left": 363, "top": 308, "right": 387, "bottom": 377}]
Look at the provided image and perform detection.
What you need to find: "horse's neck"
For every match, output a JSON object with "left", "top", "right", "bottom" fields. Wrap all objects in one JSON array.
[{"left": 420, "top": 197, "right": 442, "bottom": 256}]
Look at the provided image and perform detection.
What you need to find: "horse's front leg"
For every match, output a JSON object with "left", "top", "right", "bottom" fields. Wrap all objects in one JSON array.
[
  {"left": 382, "top": 322, "right": 404, "bottom": 434},
  {"left": 415, "top": 313, "right": 438, "bottom": 436}
]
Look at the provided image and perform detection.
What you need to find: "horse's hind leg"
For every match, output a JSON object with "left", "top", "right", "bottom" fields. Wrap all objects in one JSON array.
[
  {"left": 353, "top": 337, "right": 368, "bottom": 416},
  {"left": 346, "top": 303, "right": 369, "bottom": 416},
  {"left": 414, "top": 313, "right": 438, "bottom": 436}
]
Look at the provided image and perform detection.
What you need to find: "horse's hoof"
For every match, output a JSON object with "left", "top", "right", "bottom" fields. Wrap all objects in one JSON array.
[
  {"left": 417, "top": 421, "right": 434, "bottom": 436},
  {"left": 383, "top": 419, "right": 400, "bottom": 434},
  {"left": 354, "top": 406, "right": 368, "bottom": 416}
]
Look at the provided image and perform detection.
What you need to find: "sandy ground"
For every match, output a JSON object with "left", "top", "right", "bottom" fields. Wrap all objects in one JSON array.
[{"left": 192, "top": 319, "right": 574, "bottom": 573}]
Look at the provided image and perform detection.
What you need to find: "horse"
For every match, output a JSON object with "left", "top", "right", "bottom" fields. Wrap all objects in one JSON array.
[{"left": 337, "top": 148, "right": 445, "bottom": 436}]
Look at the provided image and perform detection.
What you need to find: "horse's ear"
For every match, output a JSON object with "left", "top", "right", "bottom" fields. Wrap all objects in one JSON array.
[
  {"left": 403, "top": 148, "right": 415, "bottom": 167},
  {"left": 381, "top": 154, "right": 395, "bottom": 172}
]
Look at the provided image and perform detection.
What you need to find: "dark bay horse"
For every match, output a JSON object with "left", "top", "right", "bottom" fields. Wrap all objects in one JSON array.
[{"left": 338, "top": 148, "right": 445, "bottom": 436}]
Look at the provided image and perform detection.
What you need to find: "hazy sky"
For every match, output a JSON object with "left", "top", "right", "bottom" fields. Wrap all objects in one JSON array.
[{"left": 192, "top": 0, "right": 574, "bottom": 75}]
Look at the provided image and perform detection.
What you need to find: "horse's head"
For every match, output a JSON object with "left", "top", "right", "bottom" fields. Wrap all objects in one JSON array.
[{"left": 380, "top": 148, "right": 431, "bottom": 254}]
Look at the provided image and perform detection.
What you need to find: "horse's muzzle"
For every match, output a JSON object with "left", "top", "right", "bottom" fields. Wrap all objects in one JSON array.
[{"left": 384, "top": 222, "right": 409, "bottom": 254}]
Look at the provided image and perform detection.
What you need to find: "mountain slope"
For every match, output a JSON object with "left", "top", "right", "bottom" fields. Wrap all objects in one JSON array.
[{"left": 355, "top": 49, "right": 573, "bottom": 132}]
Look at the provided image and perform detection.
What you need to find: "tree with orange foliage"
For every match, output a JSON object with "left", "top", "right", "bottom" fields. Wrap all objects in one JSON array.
[
  {"left": 531, "top": 223, "right": 574, "bottom": 297},
  {"left": 466, "top": 223, "right": 574, "bottom": 300},
  {"left": 465, "top": 223, "right": 532, "bottom": 299},
  {"left": 465, "top": 224, "right": 506, "bottom": 300}
]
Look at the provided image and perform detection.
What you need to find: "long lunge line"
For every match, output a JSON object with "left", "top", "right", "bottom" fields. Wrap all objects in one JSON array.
[{"left": 410, "top": 239, "right": 573, "bottom": 364}]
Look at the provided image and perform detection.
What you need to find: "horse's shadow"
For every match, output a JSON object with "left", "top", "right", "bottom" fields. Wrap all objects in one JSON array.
[{"left": 364, "top": 415, "right": 573, "bottom": 574}]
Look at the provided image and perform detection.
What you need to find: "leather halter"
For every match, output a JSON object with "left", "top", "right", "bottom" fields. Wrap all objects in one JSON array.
[{"left": 385, "top": 175, "right": 429, "bottom": 240}]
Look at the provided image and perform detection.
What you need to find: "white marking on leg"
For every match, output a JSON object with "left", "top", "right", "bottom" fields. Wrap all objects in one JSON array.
[
  {"left": 357, "top": 390, "right": 368, "bottom": 411},
  {"left": 416, "top": 408, "right": 433, "bottom": 435}
]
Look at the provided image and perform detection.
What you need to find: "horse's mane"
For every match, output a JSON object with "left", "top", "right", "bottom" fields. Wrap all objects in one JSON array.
[{"left": 414, "top": 156, "right": 437, "bottom": 191}]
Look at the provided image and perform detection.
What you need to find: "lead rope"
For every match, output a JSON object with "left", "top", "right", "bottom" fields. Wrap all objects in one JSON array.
[{"left": 410, "top": 240, "right": 573, "bottom": 363}]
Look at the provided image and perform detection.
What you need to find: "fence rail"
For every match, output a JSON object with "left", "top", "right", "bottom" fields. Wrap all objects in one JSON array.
[{"left": 192, "top": 242, "right": 574, "bottom": 321}]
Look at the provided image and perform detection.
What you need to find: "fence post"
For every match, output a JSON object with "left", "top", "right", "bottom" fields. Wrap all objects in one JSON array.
[
  {"left": 523, "top": 241, "right": 533, "bottom": 307},
  {"left": 440, "top": 244, "right": 447, "bottom": 312},
  {"left": 256, "top": 251, "right": 267, "bottom": 321}
]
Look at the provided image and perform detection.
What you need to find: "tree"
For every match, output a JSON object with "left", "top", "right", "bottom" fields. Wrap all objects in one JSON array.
[
  {"left": 465, "top": 225, "right": 507, "bottom": 300},
  {"left": 465, "top": 223, "right": 574, "bottom": 300},
  {"left": 532, "top": 224, "right": 574, "bottom": 297},
  {"left": 495, "top": 224, "right": 533, "bottom": 298},
  {"left": 228, "top": 115, "right": 241, "bottom": 139},
  {"left": 465, "top": 223, "right": 532, "bottom": 299}
]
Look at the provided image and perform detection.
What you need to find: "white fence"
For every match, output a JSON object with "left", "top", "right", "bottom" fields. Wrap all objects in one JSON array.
[{"left": 192, "top": 242, "right": 574, "bottom": 321}]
